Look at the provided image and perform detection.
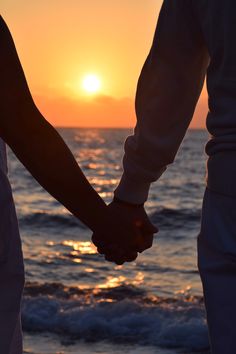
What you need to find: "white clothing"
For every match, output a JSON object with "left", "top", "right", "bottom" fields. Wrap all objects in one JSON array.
[
  {"left": 0, "top": 139, "right": 24, "bottom": 354},
  {"left": 115, "top": 0, "right": 236, "bottom": 204},
  {"left": 198, "top": 188, "right": 236, "bottom": 353},
  {"left": 114, "top": 1, "right": 236, "bottom": 353}
]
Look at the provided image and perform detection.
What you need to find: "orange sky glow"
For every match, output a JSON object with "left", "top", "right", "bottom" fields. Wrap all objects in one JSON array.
[{"left": 1, "top": 0, "right": 208, "bottom": 128}]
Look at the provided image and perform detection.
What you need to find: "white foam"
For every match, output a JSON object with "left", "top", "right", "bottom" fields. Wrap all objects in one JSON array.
[{"left": 22, "top": 296, "right": 209, "bottom": 351}]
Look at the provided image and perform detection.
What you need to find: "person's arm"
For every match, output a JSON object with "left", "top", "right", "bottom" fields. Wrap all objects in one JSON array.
[
  {"left": 0, "top": 16, "right": 150, "bottom": 266},
  {"left": 0, "top": 16, "right": 110, "bottom": 233},
  {"left": 114, "top": 0, "right": 209, "bottom": 205}
]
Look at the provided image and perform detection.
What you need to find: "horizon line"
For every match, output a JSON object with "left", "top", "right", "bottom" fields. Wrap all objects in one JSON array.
[{"left": 55, "top": 126, "right": 206, "bottom": 130}]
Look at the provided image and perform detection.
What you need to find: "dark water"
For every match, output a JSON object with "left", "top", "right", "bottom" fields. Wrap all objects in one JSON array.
[{"left": 8, "top": 128, "right": 210, "bottom": 353}]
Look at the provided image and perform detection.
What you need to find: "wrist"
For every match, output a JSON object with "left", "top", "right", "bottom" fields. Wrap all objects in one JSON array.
[
  {"left": 114, "top": 174, "right": 150, "bottom": 205},
  {"left": 113, "top": 196, "right": 144, "bottom": 208}
]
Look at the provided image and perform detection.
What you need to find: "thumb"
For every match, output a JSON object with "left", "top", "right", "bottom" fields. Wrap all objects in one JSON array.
[
  {"left": 149, "top": 223, "right": 158, "bottom": 234},
  {"left": 142, "top": 220, "right": 158, "bottom": 234}
]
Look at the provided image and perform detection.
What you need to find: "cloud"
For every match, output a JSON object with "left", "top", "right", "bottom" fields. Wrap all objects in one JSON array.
[
  {"left": 33, "top": 93, "right": 136, "bottom": 128},
  {"left": 33, "top": 89, "right": 208, "bottom": 129}
]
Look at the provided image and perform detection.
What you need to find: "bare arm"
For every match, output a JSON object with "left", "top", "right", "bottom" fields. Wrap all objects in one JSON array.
[{"left": 0, "top": 16, "right": 108, "bottom": 233}]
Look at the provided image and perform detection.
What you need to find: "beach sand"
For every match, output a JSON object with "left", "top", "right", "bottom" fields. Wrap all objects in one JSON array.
[{"left": 23, "top": 333, "right": 197, "bottom": 354}]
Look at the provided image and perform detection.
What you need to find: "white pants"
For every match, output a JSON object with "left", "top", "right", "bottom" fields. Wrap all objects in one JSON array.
[
  {"left": 0, "top": 203, "right": 24, "bottom": 354},
  {"left": 198, "top": 187, "right": 236, "bottom": 354},
  {"left": 0, "top": 140, "right": 24, "bottom": 354}
]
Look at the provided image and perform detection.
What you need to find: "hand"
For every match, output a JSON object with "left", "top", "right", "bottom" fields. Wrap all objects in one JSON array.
[{"left": 92, "top": 200, "right": 158, "bottom": 264}]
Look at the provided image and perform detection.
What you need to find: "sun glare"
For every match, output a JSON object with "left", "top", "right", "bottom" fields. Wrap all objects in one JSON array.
[{"left": 82, "top": 74, "right": 101, "bottom": 94}]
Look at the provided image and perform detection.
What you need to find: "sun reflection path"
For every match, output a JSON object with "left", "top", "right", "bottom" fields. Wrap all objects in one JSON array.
[
  {"left": 97, "top": 272, "right": 144, "bottom": 290},
  {"left": 44, "top": 240, "right": 145, "bottom": 292},
  {"left": 44, "top": 240, "right": 97, "bottom": 265},
  {"left": 89, "top": 178, "right": 118, "bottom": 186},
  {"left": 62, "top": 240, "right": 97, "bottom": 255},
  {"left": 174, "top": 285, "right": 195, "bottom": 302}
]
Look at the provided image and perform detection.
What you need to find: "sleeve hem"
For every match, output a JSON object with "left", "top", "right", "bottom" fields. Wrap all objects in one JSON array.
[{"left": 114, "top": 174, "right": 151, "bottom": 204}]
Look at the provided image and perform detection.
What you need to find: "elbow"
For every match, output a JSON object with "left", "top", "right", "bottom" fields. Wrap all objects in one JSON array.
[{"left": 0, "top": 101, "right": 46, "bottom": 148}]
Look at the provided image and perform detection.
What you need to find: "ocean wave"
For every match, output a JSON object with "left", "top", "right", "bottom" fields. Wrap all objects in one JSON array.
[
  {"left": 24, "top": 282, "right": 152, "bottom": 301},
  {"left": 19, "top": 212, "right": 86, "bottom": 229},
  {"left": 150, "top": 208, "right": 201, "bottom": 228},
  {"left": 18, "top": 207, "right": 201, "bottom": 231},
  {"left": 22, "top": 282, "right": 209, "bottom": 352}
]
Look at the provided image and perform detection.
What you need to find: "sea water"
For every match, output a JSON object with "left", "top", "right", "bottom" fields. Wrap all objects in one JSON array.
[{"left": 8, "top": 128, "right": 210, "bottom": 354}]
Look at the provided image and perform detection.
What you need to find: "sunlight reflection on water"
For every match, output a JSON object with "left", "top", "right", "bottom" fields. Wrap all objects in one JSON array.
[
  {"left": 8, "top": 128, "right": 210, "bottom": 353},
  {"left": 62, "top": 240, "right": 97, "bottom": 254}
]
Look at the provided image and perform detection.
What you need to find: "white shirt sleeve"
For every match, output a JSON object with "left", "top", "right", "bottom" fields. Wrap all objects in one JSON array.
[{"left": 115, "top": 0, "right": 209, "bottom": 204}]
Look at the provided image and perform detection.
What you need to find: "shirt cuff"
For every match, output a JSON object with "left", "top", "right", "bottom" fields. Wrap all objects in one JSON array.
[{"left": 114, "top": 174, "right": 151, "bottom": 204}]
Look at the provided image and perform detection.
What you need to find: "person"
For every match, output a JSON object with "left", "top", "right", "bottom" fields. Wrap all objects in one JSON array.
[
  {"left": 94, "top": 0, "right": 236, "bottom": 353},
  {"left": 0, "top": 16, "right": 157, "bottom": 353}
]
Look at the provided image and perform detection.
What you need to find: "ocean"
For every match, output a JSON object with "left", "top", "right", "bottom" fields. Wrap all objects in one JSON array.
[{"left": 8, "top": 128, "right": 210, "bottom": 354}]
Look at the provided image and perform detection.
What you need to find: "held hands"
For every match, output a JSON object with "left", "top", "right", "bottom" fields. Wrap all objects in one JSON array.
[{"left": 92, "top": 200, "right": 158, "bottom": 265}]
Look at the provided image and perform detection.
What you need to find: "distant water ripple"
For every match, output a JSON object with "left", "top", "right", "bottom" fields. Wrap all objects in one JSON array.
[{"left": 8, "top": 128, "right": 208, "bottom": 352}]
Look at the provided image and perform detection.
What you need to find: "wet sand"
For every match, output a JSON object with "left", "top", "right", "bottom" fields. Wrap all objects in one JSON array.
[{"left": 23, "top": 333, "right": 196, "bottom": 354}]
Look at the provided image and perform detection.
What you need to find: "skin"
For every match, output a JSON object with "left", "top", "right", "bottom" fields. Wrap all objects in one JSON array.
[
  {"left": 0, "top": 16, "right": 157, "bottom": 264},
  {"left": 93, "top": 202, "right": 158, "bottom": 264}
]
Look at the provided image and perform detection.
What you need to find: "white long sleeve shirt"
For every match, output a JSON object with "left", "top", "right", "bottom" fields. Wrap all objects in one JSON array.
[{"left": 115, "top": 0, "right": 236, "bottom": 203}]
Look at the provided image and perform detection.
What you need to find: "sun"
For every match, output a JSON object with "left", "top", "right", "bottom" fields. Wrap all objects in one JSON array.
[{"left": 82, "top": 74, "right": 101, "bottom": 94}]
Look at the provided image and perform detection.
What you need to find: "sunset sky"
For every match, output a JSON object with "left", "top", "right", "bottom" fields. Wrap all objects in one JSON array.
[{"left": 1, "top": 0, "right": 207, "bottom": 128}]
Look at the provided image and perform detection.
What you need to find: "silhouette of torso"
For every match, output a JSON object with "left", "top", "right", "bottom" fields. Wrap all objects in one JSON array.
[{"left": 191, "top": 0, "right": 236, "bottom": 155}]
